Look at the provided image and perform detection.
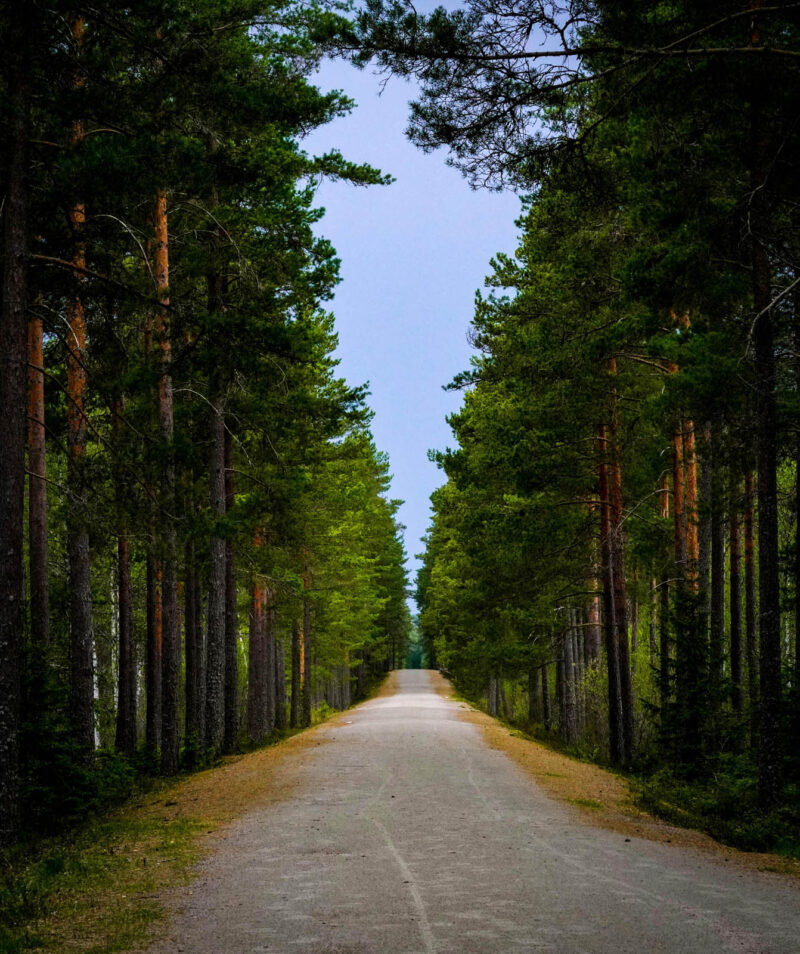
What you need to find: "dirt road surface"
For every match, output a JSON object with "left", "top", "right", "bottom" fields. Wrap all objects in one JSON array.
[{"left": 147, "top": 669, "right": 800, "bottom": 953}]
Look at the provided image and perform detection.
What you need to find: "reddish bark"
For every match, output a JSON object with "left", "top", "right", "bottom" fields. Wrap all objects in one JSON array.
[
  {"left": 152, "top": 190, "right": 179, "bottom": 775},
  {"left": 66, "top": 18, "right": 94, "bottom": 765},
  {"left": 27, "top": 315, "right": 49, "bottom": 651}
]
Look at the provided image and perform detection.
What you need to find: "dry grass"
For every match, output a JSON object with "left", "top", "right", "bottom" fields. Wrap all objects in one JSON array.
[
  {"left": 431, "top": 671, "right": 800, "bottom": 880},
  {"left": 6, "top": 689, "right": 381, "bottom": 954}
]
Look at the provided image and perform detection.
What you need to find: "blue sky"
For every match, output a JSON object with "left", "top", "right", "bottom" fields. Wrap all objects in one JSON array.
[{"left": 304, "top": 57, "right": 521, "bottom": 595}]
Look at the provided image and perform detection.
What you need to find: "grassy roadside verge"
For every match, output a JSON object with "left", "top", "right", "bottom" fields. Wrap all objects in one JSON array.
[
  {"left": 433, "top": 673, "right": 800, "bottom": 878},
  {"left": 1, "top": 679, "right": 389, "bottom": 954}
]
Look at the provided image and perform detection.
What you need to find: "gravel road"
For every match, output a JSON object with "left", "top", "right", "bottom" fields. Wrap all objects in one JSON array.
[{"left": 149, "top": 669, "right": 800, "bottom": 954}]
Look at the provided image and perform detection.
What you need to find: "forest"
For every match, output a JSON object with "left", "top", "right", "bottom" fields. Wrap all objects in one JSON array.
[
  {"left": 4, "top": 0, "right": 800, "bottom": 899},
  {"left": 0, "top": 0, "right": 411, "bottom": 849},
  {"left": 382, "top": 0, "right": 800, "bottom": 848},
  {"left": 376, "top": 0, "right": 800, "bottom": 848}
]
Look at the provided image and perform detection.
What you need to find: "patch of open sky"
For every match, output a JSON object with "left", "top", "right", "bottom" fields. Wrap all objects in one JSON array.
[{"left": 302, "top": 43, "right": 521, "bottom": 597}]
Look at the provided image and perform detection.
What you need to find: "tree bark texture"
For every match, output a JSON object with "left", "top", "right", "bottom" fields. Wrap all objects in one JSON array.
[
  {"left": 541, "top": 664, "right": 552, "bottom": 731},
  {"left": 301, "top": 576, "right": 312, "bottom": 729},
  {"left": 750, "top": 32, "right": 783, "bottom": 805},
  {"left": 224, "top": 431, "right": 238, "bottom": 753},
  {"left": 275, "top": 636, "right": 287, "bottom": 730},
  {"left": 205, "top": 397, "right": 226, "bottom": 754},
  {"left": 599, "top": 426, "right": 624, "bottom": 764},
  {"left": 744, "top": 471, "right": 759, "bottom": 747},
  {"left": 153, "top": 190, "right": 179, "bottom": 776},
  {"left": 145, "top": 555, "right": 162, "bottom": 757},
  {"left": 0, "top": 0, "right": 31, "bottom": 842},
  {"left": 730, "top": 503, "right": 743, "bottom": 716},
  {"left": 247, "top": 576, "right": 267, "bottom": 744},
  {"left": 28, "top": 316, "right": 49, "bottom": 651},
  {"left": 114, "top": 530, "right": 137, "bottom": 754}
]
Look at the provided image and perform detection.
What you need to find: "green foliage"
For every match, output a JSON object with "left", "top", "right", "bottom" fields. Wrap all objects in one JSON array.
[{"left": 635, "top": 763, "right": 800, "bottom": 858}]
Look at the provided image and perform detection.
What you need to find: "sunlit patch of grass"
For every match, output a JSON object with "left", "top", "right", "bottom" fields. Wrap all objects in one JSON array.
[{"left": 567, "top": 797, "right": 603, "bottom": 811}]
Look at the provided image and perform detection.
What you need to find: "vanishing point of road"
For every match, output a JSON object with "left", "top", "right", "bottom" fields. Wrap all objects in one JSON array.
[{"left": 149, "top": 670, "right": 800, "bottom": 953}]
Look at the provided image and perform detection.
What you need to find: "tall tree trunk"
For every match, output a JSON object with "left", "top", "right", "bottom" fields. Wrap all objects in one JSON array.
[
  {"left": 599, "top": 426, "right": 624, "bottom": 764},
  {"left": 301, "top": 566, "right": 312, "bottom": 729},
  {"left": 66, "top": 20, "right": 93, "bottom": 763},
  {"left": 555, "top": 657, "right": 565, "bottom": 733},
  {"left": 0, "top": 0, "right": 32, "bottom": 841},
  {"left": 698, "top": 426, "right": 712, "bottom": 622},
  {"left": 290, "top": 620, "right": 301, "bottom": 728},
  {"left": 684, "top": 419, "right": 700, "bottom": 575},
  {"left": 145, "top": 556, "right": 162, "bottom": 758},
  {"left": 153, "top": 190, "right": 179, "bottom": 776},
  {"left": 563, "top": 629, "right": 578, "bottom": 743},
  {"left": 528, "top": 668, "right": 540, "bottom": 724},
  {"left": 247, "top": 573, "right": 266, "bottom": 744},
  {"left": 649, "top": 579, "right": 658, "bottom": 663},
  {"left": 659, "top": 576, "right": 671, "bottom": 716},
  {"left": 744, "top": 471, "right": 759, "bottom": 747},
  {"left": 114, "top": 531, "right": 136, "bottom": 754},
  {"left": 265, "top": 594, "right": 276, "bottom": 734},
  {"left": 28, "top": 315, "right": 49, "bottom": 651},
  {"left": 673, "top": 429, "right": 687, "bottom": 569},
  {"left": 184, "top": 537, "right": 202, "bottom": 763},
  {"left": 95, "top": 613, "right": 115, "bottom": 750},
  {"left": 541, "top": 664, "right": 552, "bottom": 731},
  {"left": 113, "top": 398, "right": 136, "bottom": 756},
  {"left": 751, "top": 6, "right": 783, "bottom": 807},
  {"left": 586, "top": 575, "right": 602, "bottom": 663},
  {"left": 488, "top": 675, "right": 500, "bottom": 717},
  {"left": 730, "top": 494, "right": 743, "bottom": 717},
  {"left": 795, "top": 439, "right": 800, "bottom": 745},
  {"left": 709, "top": 431, "right": 726, "bottom": 703},
  {"left": 223, "top": 430, "right": 238, "bottom": 753},
  {"left": 205, "top": 390, "right": 226, "bottom": 754},
  {"left": 607, "top": 366, "right": 633, "bottom": 764},
  {"left": 275, "top": 635, "right": 287, "bottom": 730}
]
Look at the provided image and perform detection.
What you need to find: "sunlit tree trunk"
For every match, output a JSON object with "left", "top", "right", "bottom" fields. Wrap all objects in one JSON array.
[{"left": 152, "top": 190, "right": 179, "bottom": 776}]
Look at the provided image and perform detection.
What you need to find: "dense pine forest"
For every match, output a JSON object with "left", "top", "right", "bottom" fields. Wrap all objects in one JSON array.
[
  {"left": 5, "top": 0, "right": 800, "bottom": 879},
  {"left": 0, "top": 0, "right": 412, "bottom": 848},
  {"left": 371, "top": 0, "right": 800, "bottom": 847}
]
